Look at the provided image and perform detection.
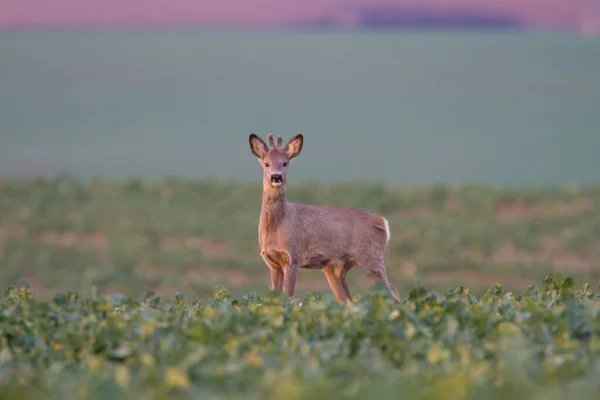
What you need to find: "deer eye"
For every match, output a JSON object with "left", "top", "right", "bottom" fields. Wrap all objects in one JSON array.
[
  {"left": 264, "top": 162, "right": 270, "bottom": 167},
  {"left": 283, "top": 162, "right": 288, "bottom": 167}
]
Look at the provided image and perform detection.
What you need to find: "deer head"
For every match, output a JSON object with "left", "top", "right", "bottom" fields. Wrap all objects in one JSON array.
[{"left": 248, "top": 133, "right": 303, "bottom": 193}]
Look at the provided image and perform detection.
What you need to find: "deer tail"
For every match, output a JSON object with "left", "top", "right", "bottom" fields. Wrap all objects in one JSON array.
[{"left": 373, "top": 215, "right": 391, "bottom": 245}]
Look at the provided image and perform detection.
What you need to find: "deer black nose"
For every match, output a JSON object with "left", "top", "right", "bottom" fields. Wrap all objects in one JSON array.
[{"left": 270, "top": 174, "right": 283, "bottom": 183}]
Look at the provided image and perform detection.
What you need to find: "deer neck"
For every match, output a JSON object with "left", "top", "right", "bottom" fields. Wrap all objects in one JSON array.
[{"left": 260, "top": 187, "right": 288, "bottom": 232}]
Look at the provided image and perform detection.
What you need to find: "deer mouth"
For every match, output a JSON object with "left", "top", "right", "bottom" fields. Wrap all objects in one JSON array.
[{"left": 269, "top": 174, "right": 283, "bottom": 187}]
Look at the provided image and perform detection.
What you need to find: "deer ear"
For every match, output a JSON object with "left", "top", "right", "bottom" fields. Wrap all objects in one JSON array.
[
  {"left": 249, "top": 133, "right": 268, "bottom": 159},
  {"left": 284, "top": 134, "right": 303, "bottom": 159}
]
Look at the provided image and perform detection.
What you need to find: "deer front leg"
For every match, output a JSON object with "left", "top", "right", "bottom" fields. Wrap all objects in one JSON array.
[
  {"left": 269, "top": 267, "right": 284, "bottom": 291},
  {"left": 265, "top": 250, "right": 294, "bottom": 297},
  {"left": 261, "top": 251, "right": 283, "bottom": 292},
  {"left": 283, "top": 262, "right": 299, "bottom": 298}
]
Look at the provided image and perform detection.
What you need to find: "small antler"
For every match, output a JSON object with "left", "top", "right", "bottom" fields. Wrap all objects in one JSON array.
[
  {"left": 267, "top": 134, "right": 276, "bottom": 148},
  {"left": 276, "top": 136, "right": 283, "bottom": 148}
]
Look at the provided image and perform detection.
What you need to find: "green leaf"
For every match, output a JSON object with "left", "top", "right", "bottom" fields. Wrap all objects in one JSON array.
[{"left": 562, "top": 277, "right": 575, "bottom": 290}]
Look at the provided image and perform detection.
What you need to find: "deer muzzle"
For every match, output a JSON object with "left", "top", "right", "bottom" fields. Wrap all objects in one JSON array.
[{"left": 270, "top": 174, "right": 283, "bottom": 187}]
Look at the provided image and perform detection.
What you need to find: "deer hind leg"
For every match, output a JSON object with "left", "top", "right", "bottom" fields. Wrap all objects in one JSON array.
[
  {"left": 337, "top": 262, "right": 355, "bottom": 302},
  {"left": 323, "top": 265, "right": 350, "bottom": 304},
  {"left": 359, "top": 256, "right": 400, "bottom": 303}
]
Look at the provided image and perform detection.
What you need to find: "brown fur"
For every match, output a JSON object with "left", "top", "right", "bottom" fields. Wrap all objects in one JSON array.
[{"left": 248, "top": 133, "right": 400, "bottom": 303}]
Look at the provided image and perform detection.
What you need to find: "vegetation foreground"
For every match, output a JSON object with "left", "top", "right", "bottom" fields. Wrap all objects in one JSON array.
[
  {"left": 1, "top": 178, "right": 599, "bottom": 398},
  {"left": 1, "top": 274, "right": 600, "bottom": 400}
]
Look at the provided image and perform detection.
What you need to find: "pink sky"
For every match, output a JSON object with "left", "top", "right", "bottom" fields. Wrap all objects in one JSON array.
[{"left": 0, "top": 0, "right": 592, "bottom": 29}]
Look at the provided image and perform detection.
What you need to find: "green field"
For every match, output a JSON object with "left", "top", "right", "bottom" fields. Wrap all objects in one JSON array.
[
  {"left": 1, "top": 30, "right": 600, "bottom": 186},
  {"left": 1, "top": 178, "right": 600, "bottom": 398},
  {"left": 1, "top": 275, "right": 599, "bottom": 399},
  {"left": 1, "top": 178, "right": 600, "bottom": 300},
  {"left": 2, "top": 28, "right": 600, "bottom": 399}
]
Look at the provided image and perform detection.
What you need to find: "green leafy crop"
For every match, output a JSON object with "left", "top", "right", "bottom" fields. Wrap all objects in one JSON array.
[{"left": 1, "top": 275, "right": 600, "bottom": 400}]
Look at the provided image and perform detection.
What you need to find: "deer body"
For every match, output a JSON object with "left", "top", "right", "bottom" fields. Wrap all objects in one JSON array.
[{"left": 249, "top": 133, "right": 400, "bottom": 303}]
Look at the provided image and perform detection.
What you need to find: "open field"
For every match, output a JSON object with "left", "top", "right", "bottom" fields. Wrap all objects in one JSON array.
[
  {"left": 1, "top": 178, "right": 599, "bottom": 300},
  {"left": 2, "top": 29, "right": 599, "bottom": 400},
  {"left": 1, "top": 178, "right": 600, "bottom": 399},
  {"left": 1, "top": 275, "right": 600, "bottom": 399},
  {"left": 2, "top": 31, "right": 599, "bottom": 186}
]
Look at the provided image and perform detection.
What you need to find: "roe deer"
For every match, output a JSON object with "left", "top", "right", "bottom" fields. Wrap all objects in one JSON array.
[{"left": 248, "top": 133, "right": 400, "bottom": 303}]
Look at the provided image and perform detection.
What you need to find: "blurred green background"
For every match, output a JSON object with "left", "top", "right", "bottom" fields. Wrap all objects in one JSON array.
[
  {"left": 1, "top": 29, "right": 599, "bottom": 300},
  {"left": 1, "top": 30, "right": 599, "bottom": 184}
]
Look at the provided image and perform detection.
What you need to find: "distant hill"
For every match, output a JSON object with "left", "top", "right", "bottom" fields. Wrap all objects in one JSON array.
[
  {"left": 296, "top": 6, "right": 524, "bottom": 30},
  {"left": 0, "top": 0, "right": 589, "bottom": 30}
]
